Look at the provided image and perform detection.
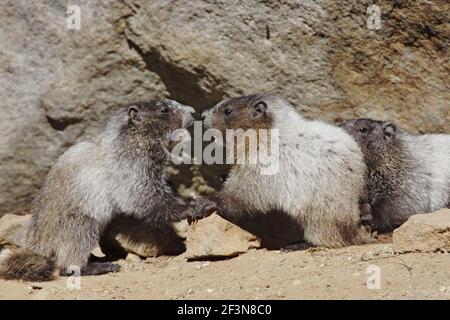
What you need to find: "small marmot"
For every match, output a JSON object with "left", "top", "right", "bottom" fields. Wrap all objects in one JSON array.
[
  {"left": 340, "top": 118, "right": 450, "bottom": 232},
  {"left": 0, "top": 99, "right": 195, "bottom": 281},
  {"left": 192, "top": 94, "right": 370, "bottom": 248}
]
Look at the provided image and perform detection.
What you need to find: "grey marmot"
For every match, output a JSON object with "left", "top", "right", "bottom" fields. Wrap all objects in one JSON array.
[
  {"left": 191, "top": 94, "right": 371, "bottom": 248},
  {"left": 0, "top": 99, "right": 195, "bottom": 281},
  {"left": 340, "top": 118, "right": 450, "bottom": 232}
]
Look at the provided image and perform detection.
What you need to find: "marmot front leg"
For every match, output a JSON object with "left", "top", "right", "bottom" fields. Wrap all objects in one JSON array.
[
  {"left": 81, "top": 262, "right": 120, "bottom": 276},
  {"left": 189, "top": 198, "right": 218, "bottom": 223},
  {"left": 139, "top": 190, "right": 189, "bottom": 225},
  {"left": 359, "top": 202, "right": 373, "bottom": 226},
  {"left": 189, "top": 192, "right": 247, "bottom": 223}
]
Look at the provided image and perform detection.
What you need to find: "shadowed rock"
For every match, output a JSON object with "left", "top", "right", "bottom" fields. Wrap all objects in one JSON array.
[{"left": 99, "top": 215, "right": 187, "bottom": 259}]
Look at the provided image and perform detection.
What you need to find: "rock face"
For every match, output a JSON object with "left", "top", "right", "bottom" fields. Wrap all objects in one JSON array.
[
  {"left": 0, "top": 214, "right": 31, "bottom": 249},
  {"left": 185, "top": 213, "right": 260, "bottom": 260},
  {"left": 0, "top": 0, "right": 168, "bottom": 217},
  {"left": 1, "top": 0, "right": 449, "bottom": 216},
  {"left": 393, "top": 209, "right": 450, "bottom": 253}
]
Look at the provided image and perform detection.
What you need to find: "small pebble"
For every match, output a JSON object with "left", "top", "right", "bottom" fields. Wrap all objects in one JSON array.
[{"left": 126, "top": 253, "right": 141, "bottom": 263}]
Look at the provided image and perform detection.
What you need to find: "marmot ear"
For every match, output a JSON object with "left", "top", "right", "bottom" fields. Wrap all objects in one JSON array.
[
  {"left": 252, "top": 101, "right": 267, "bottom": 118},
  {"left": 383, "top": 123, "right": 396, "bottom": 139},
  {"left": 128, "top": 105, "right": 141, "bottom": 122}
]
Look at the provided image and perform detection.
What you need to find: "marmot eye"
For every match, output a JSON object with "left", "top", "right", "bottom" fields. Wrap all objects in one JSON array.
[
  {"left": 161, "top": 107, "right": 169, "bottom": 113},
  {"left": 359, "top": 127, "right": 368, "bottom": 133},
  {"left": 224, "top": 108, "right": 232, "bottom": 115}
]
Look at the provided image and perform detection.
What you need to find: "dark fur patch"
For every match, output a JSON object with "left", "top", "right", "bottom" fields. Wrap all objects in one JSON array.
[
  {"left": 328, "top": 149, "right": 338, "bottom": 155},
  {"left": 0, "top": 251, "right": 56, "bottom": 282}
]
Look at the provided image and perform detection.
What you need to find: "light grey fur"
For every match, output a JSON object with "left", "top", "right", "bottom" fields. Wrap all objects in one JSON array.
[
  {"left": 385, "top": 132, "right": 450, "bottom": 220},
  {"left": 202, "top": 94, "right": 370, "bottom": 247}
]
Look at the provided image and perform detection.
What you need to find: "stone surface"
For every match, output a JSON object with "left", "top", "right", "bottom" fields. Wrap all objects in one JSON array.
[
  {"left": 99, "top": 216, "right": 186, "bottom": 258},
  {"left": 125, "top": 253, "right": 142, "bottom": 263},
  {"left": 393, "top": 209, "right": 450, "bottom": 253},
  {"left": 185, "top": 213, "right": 260, "bottom": 260},
  {"left": 0, "top": 214, "right": 31, "bottom": 249},
  {"left": 1, "top": 0, "right": 449, "bottom": 216}
]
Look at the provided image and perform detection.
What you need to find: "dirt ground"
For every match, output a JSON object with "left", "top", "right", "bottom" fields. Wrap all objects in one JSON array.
[{"left": 0, "top": 239, "right": 449, "bottom": 300}]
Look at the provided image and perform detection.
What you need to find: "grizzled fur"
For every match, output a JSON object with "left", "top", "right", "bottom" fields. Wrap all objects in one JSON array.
[
  {"left": 0, "top": 251, "right": 56, "bottom": 282},
  {"left": 340, "top": 119, "right": 450, "bottom": 232},
  {"left": 0, "top": 99, "right": 195, "bottom": 281},
  {"left": 195, "top": 94, "right": 370, "bottom": 248}
]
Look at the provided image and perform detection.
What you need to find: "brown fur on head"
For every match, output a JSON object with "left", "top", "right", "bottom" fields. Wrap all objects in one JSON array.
[{"left": 201, "top": 94, "right": 274, "bottom": 134}]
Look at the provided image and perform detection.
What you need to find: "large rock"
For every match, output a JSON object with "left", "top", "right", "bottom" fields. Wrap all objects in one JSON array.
[
  {"left": 0, "top": 214, "right": 31, "bottom": 249},
  {"left": 185, "top": 213, "right": 260, "bottom": 260},
  {"left": 393, "top": 209, "right": 450, "bottom": 253},
  {"left": 1, "top": 0, "right": 449, "bottom": 216},
  {"left": 124, "top": 0, "right": 450, "bottom": 124}
]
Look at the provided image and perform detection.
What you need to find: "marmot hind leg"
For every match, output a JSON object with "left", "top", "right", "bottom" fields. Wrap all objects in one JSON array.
[
  {"left": 53, "top": 214, "right": 118, "bottom": 276},
  {"left": 301, "top": 213, "right": 370, "bottom": 248}
]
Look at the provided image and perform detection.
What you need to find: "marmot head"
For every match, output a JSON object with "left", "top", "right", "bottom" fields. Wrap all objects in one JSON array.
[
  {"left": 340, "top": 118, "right": 398, "bottom": 162},
  {"left": 201, "top": 94, "right": 275, "bottom": 134},
  {"left": 119, "top": 99, "right": 195, "bottom": 141}
]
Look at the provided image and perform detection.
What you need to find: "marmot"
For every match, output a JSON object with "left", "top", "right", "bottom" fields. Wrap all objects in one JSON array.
[
  {"left": 340, "top": 118, "right": 450, "bottom": 232},
  {"left": 192, "top": 94, "right": 370, "bottom": 248},
  {"left": 0, "top": 99, "right": 195, "bottom": 281}
]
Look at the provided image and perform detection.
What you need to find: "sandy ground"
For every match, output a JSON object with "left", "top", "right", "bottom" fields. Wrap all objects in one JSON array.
[{"left": 0, "top": 240, "right": 449, "bottom": 300}]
